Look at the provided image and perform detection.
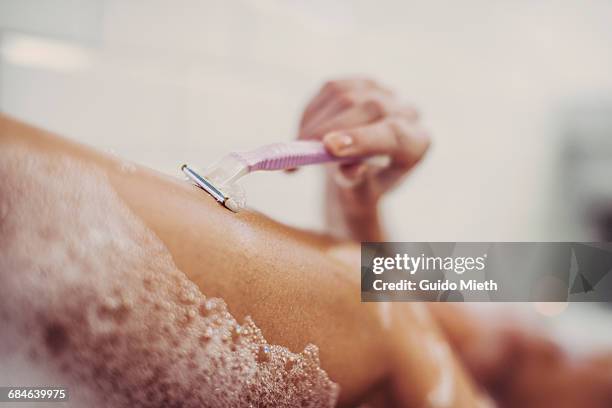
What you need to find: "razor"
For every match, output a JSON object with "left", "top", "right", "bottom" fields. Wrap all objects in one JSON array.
[{"left": 182, "top": 140, "right": 374, "bottom": 212}]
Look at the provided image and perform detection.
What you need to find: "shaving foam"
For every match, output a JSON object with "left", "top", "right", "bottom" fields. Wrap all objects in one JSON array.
[{"left": 0, "top": 147, "right": 339, "bottom": 407}]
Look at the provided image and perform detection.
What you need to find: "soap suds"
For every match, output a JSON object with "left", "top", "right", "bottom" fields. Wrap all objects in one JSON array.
[
  {"left": 119, "top": 160, "right": 137, "bottom": 174},
  {"left": 0, "top": 147, "right": 339, "bottom": 407}
]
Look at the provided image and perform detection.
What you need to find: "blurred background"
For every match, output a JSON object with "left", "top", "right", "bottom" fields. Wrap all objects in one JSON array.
[{"left": 1, "top": 0, "right": 611, "bottom": 348}]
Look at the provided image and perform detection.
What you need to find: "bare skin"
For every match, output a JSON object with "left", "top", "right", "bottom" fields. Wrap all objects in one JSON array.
[
  {"left": 2, "top": 113, "right": 612, "bottom": 407},
  {"left": 0, "top": 114, "right": 484, "bottom": 406},
  {"left": 429, "top": 304, "right": 612, "bottom": 407},
  {"left": 296, "top": 78, "right": 430, "bottom": 242},
  {"left": 298, "top": 78, "right": 612, "bottom": 407}
]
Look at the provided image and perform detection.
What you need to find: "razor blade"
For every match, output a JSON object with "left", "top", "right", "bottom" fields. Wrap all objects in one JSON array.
[{"left": 181, "top": 164, "right": 240, "bottom": 212}]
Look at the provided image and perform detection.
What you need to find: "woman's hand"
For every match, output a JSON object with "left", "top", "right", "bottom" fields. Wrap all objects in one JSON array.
[{"left": 298, "top": 78, "right": 430, "bottom": 241}]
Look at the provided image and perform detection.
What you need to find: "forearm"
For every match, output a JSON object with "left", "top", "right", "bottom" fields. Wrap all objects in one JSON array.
[{"left": 325, "top": 177, "right": 385, "bottom": 242}]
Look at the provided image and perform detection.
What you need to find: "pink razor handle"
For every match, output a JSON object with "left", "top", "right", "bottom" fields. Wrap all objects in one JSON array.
[{"left": 229, "top": 140, "right": 358, "bottom": 172}]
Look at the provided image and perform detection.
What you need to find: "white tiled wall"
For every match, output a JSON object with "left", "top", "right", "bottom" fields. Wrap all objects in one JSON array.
[{"left": 2, "top": 0, "right": 612, "bottom": 238}]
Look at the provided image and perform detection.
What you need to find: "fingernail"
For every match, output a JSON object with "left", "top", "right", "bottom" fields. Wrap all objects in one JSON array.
[{"left": 324, "top": 132, "right": 353, "bottom": 155}]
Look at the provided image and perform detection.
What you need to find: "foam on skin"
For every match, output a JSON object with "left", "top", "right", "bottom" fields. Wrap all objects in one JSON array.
[{"left": 0, "top": 147, "right": 339, "bottom": 407}]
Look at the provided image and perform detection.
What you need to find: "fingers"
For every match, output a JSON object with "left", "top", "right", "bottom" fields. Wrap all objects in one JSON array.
[
  {"left": 332, "top": 162, "right": 369, "bottom": 188},
  {"left": 302, "top": 92, "right": 419, "bottom": 140},
  {"left": 300, "top": 78, "right": 380, "bottom": 129},
  {"left": 299, "top": 96, "right": 352, "bottom": 139},
  {"left": 299, "top": 78, "right": 417, "bottom": 139},
  {"left": 323, "top": 116, "right": 431, "bottom": 169},
  {"left": 298, "top": 78, "right": 428, "bottom": 197},
  {"left": 300, "top": 86, "right": 338, "bottom": 130}
]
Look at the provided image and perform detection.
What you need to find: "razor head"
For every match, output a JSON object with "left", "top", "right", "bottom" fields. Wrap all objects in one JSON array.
[{"left": 181, "top": 164, "right": 241, "bottom": 212}]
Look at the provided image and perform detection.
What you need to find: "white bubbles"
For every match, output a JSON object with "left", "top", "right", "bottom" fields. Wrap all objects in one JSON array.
[
  {"left": 0, "top": 147, "right": 338, "bottom": 407},
  {"left": 218, "top": 180, "right": 246, "bottom": 212},
  {"left": 118, "top": 160, "right": 137, "bottom": 174}
]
